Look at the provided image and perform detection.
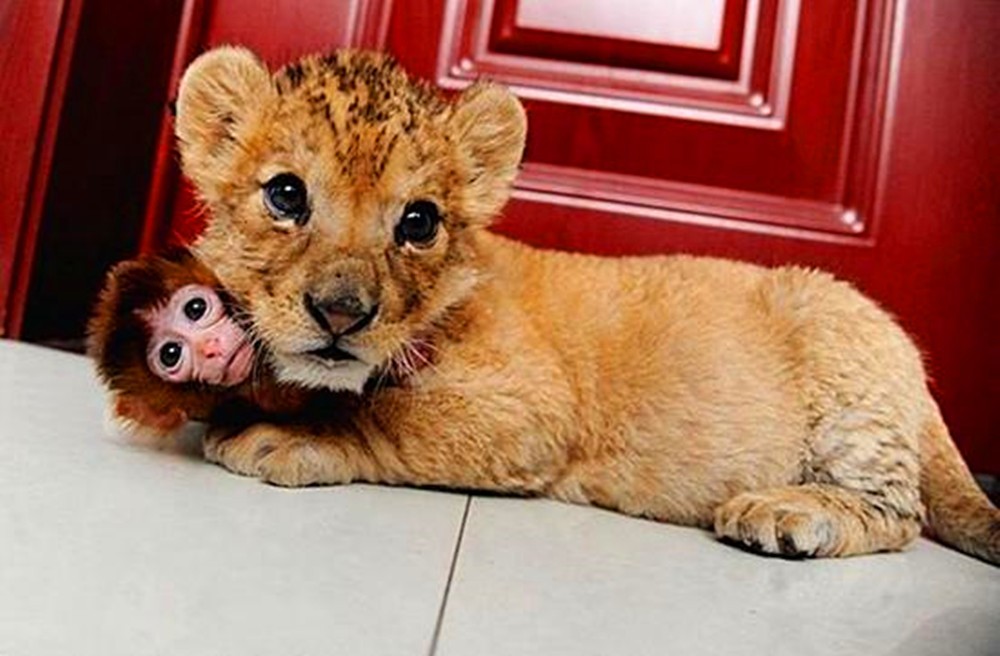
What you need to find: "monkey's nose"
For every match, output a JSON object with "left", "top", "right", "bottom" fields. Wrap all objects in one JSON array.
[
  {"left": 200, "top": 338, "right": 223, "bottom": 359},
  {"left": 304, "top": 292, "right": 378, "bottom": 336}
]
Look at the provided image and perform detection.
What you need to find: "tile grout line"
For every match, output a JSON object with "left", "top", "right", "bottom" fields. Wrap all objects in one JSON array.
[{"left": 427, "top": 495, "right": 473, "bottom": 656}]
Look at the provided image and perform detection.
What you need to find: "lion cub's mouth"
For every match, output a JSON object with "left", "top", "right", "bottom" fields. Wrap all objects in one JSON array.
[{"left": 307, "top": 342, "right": 359, "bottom": 363}]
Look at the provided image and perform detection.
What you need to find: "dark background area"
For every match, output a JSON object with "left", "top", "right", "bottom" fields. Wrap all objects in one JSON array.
[{"left": 20, "top": 0, "right": 183, "bottom": 345}]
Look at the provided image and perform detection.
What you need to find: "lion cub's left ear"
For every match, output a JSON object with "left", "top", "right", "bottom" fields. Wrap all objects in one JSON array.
[
  {"left": 449, "top": 83, "right": 527, "bottom": 225},
  {"left": 175, "top": 46, "right": 275, "bottom": 203}
]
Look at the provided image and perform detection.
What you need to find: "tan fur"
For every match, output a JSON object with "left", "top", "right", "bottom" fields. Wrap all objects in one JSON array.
[{"left": 175, "top": 47, "right": 999, "bottom": 564}]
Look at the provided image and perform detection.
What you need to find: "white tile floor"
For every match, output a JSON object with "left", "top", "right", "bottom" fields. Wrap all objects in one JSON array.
[{"left": 2, "top": 339, "right": 998, "bottom": 656}]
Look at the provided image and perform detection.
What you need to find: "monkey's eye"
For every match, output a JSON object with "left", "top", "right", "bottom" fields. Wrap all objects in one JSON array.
[
  {"left": 263, "top": 173, "right": 310, "bottom": 225},
  {"left": 183, "top": 296, "right": 207, "bottom": 322},
  {"left": 395, "top": 200, "right": 440, "bottom": 246},
  {"left": 159, "top": 342, "right": 184, "bottom": 370}
]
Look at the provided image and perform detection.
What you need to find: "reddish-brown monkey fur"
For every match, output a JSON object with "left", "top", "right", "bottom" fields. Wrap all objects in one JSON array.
[
  {"left": 88, "top": 250, "right": 312, "bottom": 434},
  {"left": 155, "top": 46, "right": 998, "bottom": 564}
]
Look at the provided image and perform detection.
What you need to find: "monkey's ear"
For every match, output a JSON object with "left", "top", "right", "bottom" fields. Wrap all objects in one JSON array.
[
  {"left": 175, "top": 46, "right": 274, "bottom": 201},
  {"left": 114, "top": 394, "right": 189, "bottom": 435},
  {"left": 448, "top": 82, "right": 526, "bottom": 226}
]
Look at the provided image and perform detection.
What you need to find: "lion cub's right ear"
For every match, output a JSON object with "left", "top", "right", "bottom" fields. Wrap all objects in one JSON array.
[{"left": 175, "top": 46, "right": 274, "bottom": 202}]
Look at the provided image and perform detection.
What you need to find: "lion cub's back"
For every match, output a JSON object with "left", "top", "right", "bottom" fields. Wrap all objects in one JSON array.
[
  {"left": 638, "top": 253, "right": 929, "bottom": 413},
  {"left": 496, "top": 234, "right": 929, "bottom": 443},
  {"left": 495, "top": 237, "right": 800, "bottom": 429}
]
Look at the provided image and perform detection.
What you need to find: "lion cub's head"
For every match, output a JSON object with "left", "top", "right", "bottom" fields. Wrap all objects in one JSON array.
[{"left": 175, "top": 47, "right": 526, "bottom": 391}]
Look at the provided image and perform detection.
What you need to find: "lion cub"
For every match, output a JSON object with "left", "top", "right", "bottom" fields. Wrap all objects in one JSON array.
[{"left": 170, "top": 47, "right": 998, "bottom": 564}]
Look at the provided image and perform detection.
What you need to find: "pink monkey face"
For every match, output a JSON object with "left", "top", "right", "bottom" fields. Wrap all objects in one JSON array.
[{"left": 143, "top": 284, "right": 253, "bottom": 386}]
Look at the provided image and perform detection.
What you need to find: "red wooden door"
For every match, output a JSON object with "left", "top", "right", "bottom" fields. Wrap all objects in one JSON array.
[
  {"left": 0, "top": 0, "right": 80, "bottom": 336},
  {"left": 145, "top": 0, "right": 999, "bottom": 474}
]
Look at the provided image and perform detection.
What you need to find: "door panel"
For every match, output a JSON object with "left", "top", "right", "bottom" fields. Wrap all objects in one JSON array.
[
  {"left": 489, "top": 0, "right": 744, "bottom": 78},
  {"left": 429, "top": 0, "right": 889, "bottom": 238}
]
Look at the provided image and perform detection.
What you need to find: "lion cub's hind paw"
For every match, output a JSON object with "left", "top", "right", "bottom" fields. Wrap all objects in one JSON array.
[{"left": 714, "top": 489, "right": 840, "bottom": 558}]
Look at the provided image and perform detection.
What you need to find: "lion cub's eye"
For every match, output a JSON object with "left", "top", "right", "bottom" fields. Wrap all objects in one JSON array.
[
  {"left": 263, "top": 173, "right": 310, "bottom": 225},
  {"left": 395, "top": 200, "right": 440, "bottom": 247}
]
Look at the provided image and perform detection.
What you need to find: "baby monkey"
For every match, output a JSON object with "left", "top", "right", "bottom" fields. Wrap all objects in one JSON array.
[{"left": 88, "top": 249, "right": 311, "bottom": 433}]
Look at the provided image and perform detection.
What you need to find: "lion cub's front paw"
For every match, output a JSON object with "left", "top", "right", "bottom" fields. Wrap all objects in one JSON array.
[
  {"left": 714, "top": 490, "right": 838, "bottom": 558},
  {"left": 203, "top": 424, "right": 339, "bottom": 487}
]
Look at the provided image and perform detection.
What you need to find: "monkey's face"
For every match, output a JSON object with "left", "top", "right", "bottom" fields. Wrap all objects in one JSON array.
[
  {"left": 143, "top": 284, "right": 253, "bottom": 387},
  {"left": 89, "top": 250, "right": 253, "bottom": 433},
  {"left": 175, "top": 48, "right": 525, "bottom": 392}
]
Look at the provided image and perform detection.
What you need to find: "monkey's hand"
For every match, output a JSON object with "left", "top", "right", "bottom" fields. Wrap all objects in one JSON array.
[{"left": 203, "top": 422, "right": 359, "bottom": 487}]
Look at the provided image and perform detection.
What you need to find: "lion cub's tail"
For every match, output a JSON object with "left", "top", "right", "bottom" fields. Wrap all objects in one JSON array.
[{"left": 920, "top": 411, "right": 1000, "bottom": 566}]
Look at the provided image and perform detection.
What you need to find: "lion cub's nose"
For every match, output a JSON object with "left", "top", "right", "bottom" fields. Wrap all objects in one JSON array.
[{"left": 304, "top": 292, "right": 377, "bottom": 336}]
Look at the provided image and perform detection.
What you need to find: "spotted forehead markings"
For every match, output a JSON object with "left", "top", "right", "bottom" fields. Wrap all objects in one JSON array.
[
  {"left": 276, "top": 53, "right": 446, "bottom": 131},
  {"left": 279, "top": 54, "right": 414, "bottom": 110},
  {"left": 273, "top": 52, "right": 447, "bottom": 184}
]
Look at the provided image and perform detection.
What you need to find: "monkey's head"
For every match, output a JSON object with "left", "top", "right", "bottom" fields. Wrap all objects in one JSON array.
[{"left": 87, "top": 250, "right": 248, "bottom": 433}]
